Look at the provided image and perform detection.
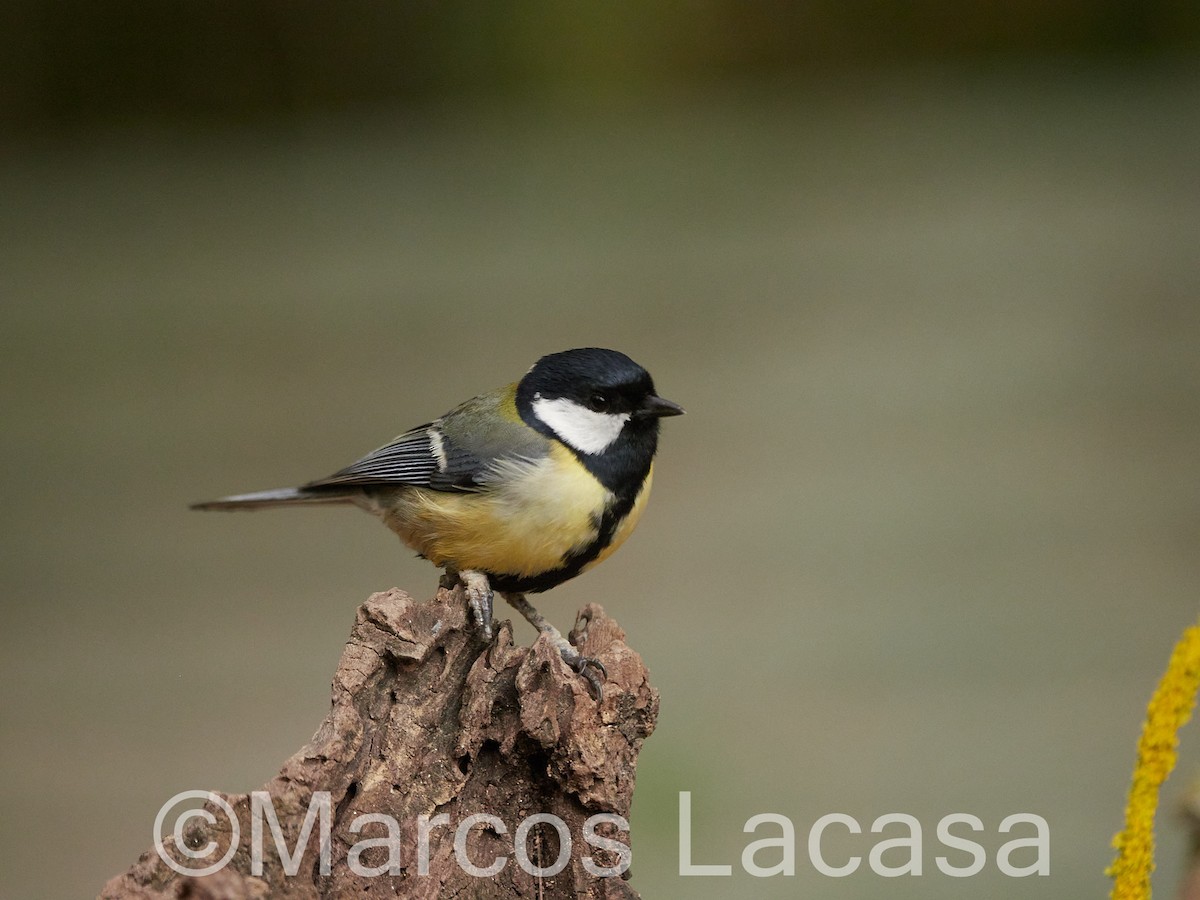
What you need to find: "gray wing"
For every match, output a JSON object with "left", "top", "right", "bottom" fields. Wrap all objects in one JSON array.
[
  {"left": 302, "top": 422, "right": 484, "bottom": 492},
  {"left": 303, "top": 387, "right": 548, "bottom": 493}
]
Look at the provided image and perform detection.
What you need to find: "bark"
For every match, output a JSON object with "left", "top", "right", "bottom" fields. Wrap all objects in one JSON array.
[{"left": 100, "top": 585, "right": 659, "bottom": 899}]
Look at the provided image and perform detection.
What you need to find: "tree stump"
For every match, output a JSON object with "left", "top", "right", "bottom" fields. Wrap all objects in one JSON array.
[{"left": 101, "top": 585, "right": 659, "bottom": 899}]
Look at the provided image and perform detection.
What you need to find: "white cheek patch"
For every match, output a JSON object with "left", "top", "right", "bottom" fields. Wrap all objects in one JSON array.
[{"left": 532, "top": 396, "right": 630, "bottom": 455}]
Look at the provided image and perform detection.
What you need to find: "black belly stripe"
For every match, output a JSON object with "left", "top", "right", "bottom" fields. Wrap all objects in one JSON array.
[
  {"left": 490, "top": 412, "right": 659, "bottom": 594},
  {"left": 487, "top": 482, "right": 640, "bottom": 594}
]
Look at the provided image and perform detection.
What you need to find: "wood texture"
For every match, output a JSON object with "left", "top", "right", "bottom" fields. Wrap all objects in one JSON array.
[{"left": 101, "top": 586, "right": 658, "bottom": 899}]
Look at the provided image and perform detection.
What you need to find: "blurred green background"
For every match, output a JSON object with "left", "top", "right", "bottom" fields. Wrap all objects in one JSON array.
[{"left": 2, "top": 3, "right": 1199, "bottom": 898}]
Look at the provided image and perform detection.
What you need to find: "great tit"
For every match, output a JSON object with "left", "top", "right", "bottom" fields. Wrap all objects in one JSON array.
[{"left": 192, "top": 347, "right": 683, "bottom": 694}]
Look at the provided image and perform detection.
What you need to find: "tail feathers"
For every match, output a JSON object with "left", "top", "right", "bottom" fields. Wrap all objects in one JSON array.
[{"left": 190, "top": 486, "right": 356, "bottom": 511}]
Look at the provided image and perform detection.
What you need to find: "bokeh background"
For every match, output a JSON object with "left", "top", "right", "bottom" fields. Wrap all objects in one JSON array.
[{"left": 2, "top": 3, "right": 1199, "bottom": 897}]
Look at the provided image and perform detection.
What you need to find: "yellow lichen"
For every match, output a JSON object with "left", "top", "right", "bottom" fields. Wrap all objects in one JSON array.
[{"left": 1108, "top": 621, "right": 1200, "bottom": 900}]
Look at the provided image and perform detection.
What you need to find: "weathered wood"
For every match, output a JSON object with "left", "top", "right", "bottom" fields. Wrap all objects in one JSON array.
[{"left": 101, "top": 586, "right": 658, "bottom": 899}]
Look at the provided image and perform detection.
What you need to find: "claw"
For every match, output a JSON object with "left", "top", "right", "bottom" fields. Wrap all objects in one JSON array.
[
  {"left": 457, "top": 570, "right": 494, "bottom": 640},
  {"left": 502, "top": 591, "right": 606, "bottom": 701},
  {"left": 561, "top": 647, "right": 607, "bottom": 701}
]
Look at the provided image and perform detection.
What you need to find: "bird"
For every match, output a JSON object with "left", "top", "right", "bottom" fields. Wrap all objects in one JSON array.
[{"left": 192, "top": 347, "right": 683, "bottom": 696}]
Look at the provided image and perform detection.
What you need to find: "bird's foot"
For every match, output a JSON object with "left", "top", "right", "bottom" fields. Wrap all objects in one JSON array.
[
  {"left": 502, "top": 592, "right": 606, "bottom": 700},
  {"left": 456, "top": 569, "right": 493, "bottom": 640},
  {"left": 555, "top": 640, "right": 608, "bottom": 700}
]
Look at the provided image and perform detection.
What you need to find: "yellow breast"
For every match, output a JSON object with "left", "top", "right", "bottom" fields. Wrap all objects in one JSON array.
[{"left": 377, "top": 443, "right": 615, "bottom": 578}]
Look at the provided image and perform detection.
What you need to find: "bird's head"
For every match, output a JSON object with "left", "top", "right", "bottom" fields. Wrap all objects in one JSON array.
[{"left": 516, "top": 348, "right": 684, "bottom": 456}]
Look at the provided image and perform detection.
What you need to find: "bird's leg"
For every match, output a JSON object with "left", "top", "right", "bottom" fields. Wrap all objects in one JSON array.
[
  {"left": 454, "top": 569, "right": 493, "bottom": 640},
  {"left": 502, "top": 592, "right": 607, "bottom": 699}
]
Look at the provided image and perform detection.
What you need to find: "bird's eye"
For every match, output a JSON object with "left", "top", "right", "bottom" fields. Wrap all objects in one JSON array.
[{"left": 588, "top": 392, "right": 609, "bottom": 411}]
